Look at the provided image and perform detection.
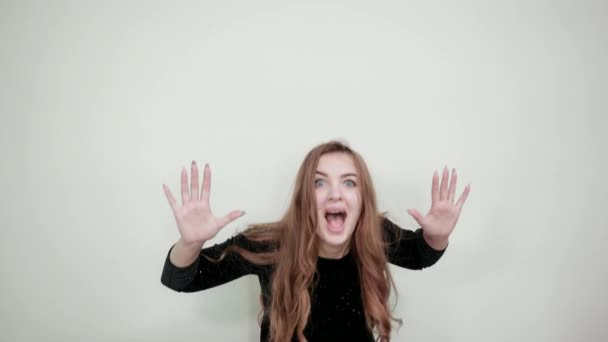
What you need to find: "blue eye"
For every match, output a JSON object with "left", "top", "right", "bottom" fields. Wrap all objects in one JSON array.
[
  {"left": 344, "top": 180, "right": 356, "bottom": 187},
  {"left": 314, "top": 179, "right": 325, "bottom": 188}
]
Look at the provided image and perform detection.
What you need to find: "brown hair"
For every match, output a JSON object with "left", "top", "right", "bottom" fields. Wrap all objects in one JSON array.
[{"left": 220, "top": 140, "right": 400, "bottom": 341}]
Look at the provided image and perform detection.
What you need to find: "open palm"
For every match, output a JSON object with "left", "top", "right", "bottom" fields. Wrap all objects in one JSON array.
[
  {"left": 407, "top": 166, "right": 471, "bottom": 242},
  {"left": 162, "top": 161, "right": 245, "bottom": 245}
]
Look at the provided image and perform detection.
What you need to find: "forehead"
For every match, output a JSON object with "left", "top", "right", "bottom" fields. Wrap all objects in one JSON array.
[{"left": 316, "top": 152, "right": 357, "bottom": 174}]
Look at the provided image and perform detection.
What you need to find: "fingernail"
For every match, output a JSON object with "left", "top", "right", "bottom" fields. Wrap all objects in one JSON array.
[{"left": 192, "top": 160, "right": 196, "bottom": 166}]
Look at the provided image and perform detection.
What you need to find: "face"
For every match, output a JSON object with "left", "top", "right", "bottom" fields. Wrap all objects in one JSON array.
[{"left": 314, "top": 152, "right": 362, "bottom": 258}]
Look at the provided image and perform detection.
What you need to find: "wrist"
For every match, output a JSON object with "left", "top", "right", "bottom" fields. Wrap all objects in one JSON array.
[
  {"left": 422, "top": 232, "right": 449, "bottom": 251},
  {"left": 177, "top": 237, "right": 205, "bottom": 251}
]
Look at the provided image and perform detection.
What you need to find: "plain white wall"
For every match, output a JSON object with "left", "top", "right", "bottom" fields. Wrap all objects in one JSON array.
[{"left": 1, "top": 0, "right": 606, "bottom": 341}]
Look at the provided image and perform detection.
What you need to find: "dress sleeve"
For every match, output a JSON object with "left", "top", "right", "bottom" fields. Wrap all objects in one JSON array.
[
  {"left": 383, "top": 217, "right": 447, "bottom": 270},
  {"left": 160, "top": 234, "right": 265, "bottom": 292}
]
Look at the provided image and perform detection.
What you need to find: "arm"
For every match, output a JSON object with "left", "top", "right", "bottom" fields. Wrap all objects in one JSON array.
[
  {"left": 382, "top": 217, "right": 446, "bottom": 270},
  {"left": 389, "top": 166, "right": 471, "bottom": 268},
  {"left": 160, "top": 161, "right": 250, "bottom": 292},
  {"left": 405, "top": 166, "right": 470, "bottom": 255},
  {"left": 161, "top": 234, "right": 261, "bottom": 292}
]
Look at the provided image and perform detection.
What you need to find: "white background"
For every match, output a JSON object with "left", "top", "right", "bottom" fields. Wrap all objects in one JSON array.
[{"left": 1, "top": 1, "right": 606, "bottom": 341}]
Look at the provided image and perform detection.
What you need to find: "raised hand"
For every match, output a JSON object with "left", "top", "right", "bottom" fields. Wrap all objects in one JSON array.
[
  {"left": 163, "top": 161, "right": 245, "bottom": 246},
  {"left": 407, "top": 166, "right": 471, "bottom": 250}
]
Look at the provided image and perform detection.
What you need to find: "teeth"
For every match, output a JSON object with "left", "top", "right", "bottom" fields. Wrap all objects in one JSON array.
[{"left": 325, "top": 208, "right": 346, "bottom": 216}]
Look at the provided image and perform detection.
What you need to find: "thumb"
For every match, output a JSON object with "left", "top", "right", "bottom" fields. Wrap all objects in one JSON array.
[
  {"left": 217, "top": 210, "right": 246, "bottom": 229},
  {"left": 407, "top": 209, "right": 423, "bottom": 226}
]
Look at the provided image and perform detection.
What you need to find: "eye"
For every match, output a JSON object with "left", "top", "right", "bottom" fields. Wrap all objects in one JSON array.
[
  {"left": 314, "top": 179, "right": 325, "bottom": 188},
  {"left": 344, "top": 180, "right": 356, "bottom": 187}
]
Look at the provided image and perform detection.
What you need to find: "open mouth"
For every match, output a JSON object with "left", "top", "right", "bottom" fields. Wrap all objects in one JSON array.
[{"left": 324, "top": 209, "right": 347, "bottom": 233}]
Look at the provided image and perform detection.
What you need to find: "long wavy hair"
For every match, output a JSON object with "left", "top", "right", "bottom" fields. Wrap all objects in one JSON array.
[{"left": 219, "top": 140, "right": 400, "bottom": 341}]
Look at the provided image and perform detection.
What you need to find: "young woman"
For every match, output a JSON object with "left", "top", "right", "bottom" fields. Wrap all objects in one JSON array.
[{"left": 161, "top": 141, "right": 470, "bottom": 341}]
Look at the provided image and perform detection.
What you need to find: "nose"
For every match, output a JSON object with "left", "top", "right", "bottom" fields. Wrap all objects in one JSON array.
[{"left": 328, "top": 182, "right": 342, "bottom": 200}]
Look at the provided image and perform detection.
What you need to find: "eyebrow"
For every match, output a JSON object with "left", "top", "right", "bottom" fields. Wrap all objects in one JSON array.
[{"left": 315, "top": 171, "right": 358, "bottom": 178}]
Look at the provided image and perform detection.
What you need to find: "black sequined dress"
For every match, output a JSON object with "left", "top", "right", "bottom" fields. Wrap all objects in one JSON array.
[{"left": 161, "top": 217, "right": 446, "bottom": 341}]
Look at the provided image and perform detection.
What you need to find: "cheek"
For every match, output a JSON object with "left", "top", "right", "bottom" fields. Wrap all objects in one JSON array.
[
  {"left": 315, "top": 190, "right": 325, "bottom": 219},
  {"left": 349, "top": 192, "right": 362, "bottom": 211},
  {"left": 314, "top": 189, "right": 325, "bottom": 204},
  {"left": 355, "top": 199, "right": 363, "bottom": 221}
]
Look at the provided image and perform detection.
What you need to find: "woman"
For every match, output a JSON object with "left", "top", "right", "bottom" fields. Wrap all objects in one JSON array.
[{"left": 161, "top": 141, "right": 470, "bottom": 341}]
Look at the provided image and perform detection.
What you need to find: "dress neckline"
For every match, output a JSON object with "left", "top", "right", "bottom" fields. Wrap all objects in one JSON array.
[{"left": 317, "top": 250, "right": 352, "bottom": 262}]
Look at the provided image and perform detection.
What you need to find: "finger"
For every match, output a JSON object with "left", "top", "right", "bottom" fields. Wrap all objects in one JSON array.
[
  {"left": 201, "top": 163, "right": 211, "bottom": 205},
  {"left": 217, "top": 210, "right": 246, "bottom": 229},
  {"left": 162, "top": 184, "right": 178, "bottom": 213},
  {"left": 448, "top": 168, "right": 457, "bottom": 203},
  {"left": 181, "top": 167, "right": 189, "bottom": 205},
  {"left": 191, "top": 161, "right": 200, "bottom": 201},
  {"left": 407, "top": 208, "right": 423, "bottom": 226},
  {"left": 456, "top": 184, "right": 471, "bottom": 210},
  {"left": 440, "top": 166, "right": 449, "bottom": 201},
  {"left": 431, "top": 170, "right": 439, "bottom": 204}
]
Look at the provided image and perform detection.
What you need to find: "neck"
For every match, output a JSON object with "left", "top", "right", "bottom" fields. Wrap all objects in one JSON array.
[{"left": 318, "top": 242, "right": 350, "bottom": 259}]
